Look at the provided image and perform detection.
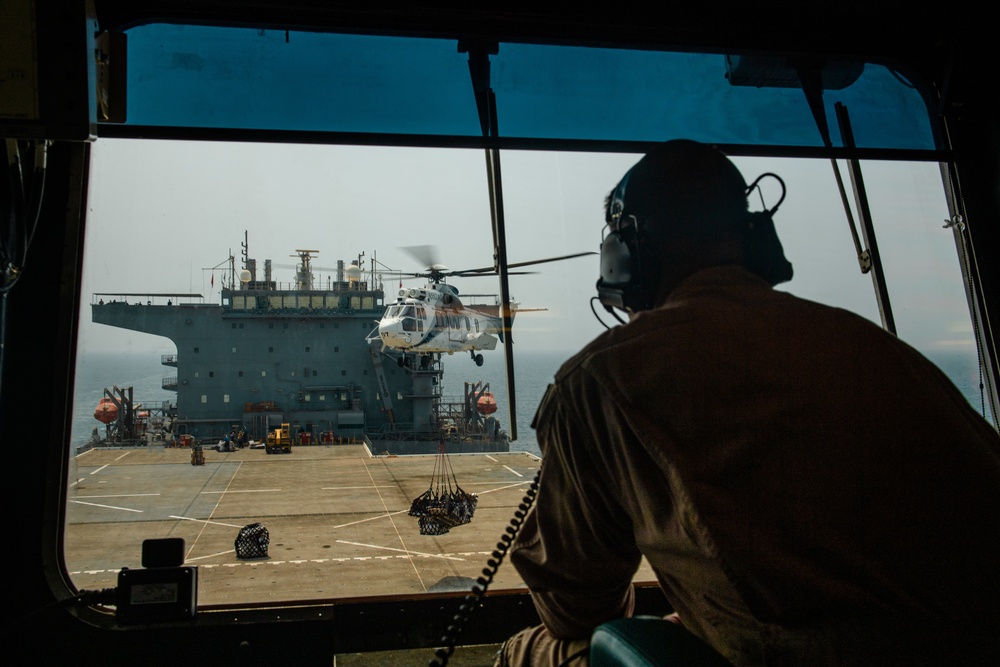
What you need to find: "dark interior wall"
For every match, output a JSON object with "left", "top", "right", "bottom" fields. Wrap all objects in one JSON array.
[{"left": 2, "top": 3, "right": 998, "bottom": 664}]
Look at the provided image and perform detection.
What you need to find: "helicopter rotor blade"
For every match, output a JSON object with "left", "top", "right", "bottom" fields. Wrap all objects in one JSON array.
[
  {"left": 397, "top": 247, "right": 591, "bottom": 280},
  {"left": 401, "top": 245, "right": 441, "bottom": 272},
  {"left": 507, "top": 251, "right": 597, "bottom": 270},
  {"left": 457, "top": 251, "right": 597, "bottom": 275},
  {"left": 449, "top": 270, "right": 538, "bottom": 277}
]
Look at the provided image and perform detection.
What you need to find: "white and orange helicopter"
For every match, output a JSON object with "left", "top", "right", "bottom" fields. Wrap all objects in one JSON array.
[{"left": 370, "top": 246, "right": 593, "bottom": 367}]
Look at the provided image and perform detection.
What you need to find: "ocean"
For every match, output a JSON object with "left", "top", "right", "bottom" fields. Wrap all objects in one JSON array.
[{"left": 70, "top": 347, "right": 995, "bottom": 456}]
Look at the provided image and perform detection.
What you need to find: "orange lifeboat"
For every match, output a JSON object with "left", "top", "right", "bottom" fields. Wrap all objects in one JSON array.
[
  {"left": 94, "top": 398, "right": 119, "bottom": 424},
  {"left": 476, "top": 392, "right": 498, "bottom": 415}
]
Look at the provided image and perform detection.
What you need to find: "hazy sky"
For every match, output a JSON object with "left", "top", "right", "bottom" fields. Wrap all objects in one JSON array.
[{"left": 79, "top": 140, "right": 972, "bottom": 365}]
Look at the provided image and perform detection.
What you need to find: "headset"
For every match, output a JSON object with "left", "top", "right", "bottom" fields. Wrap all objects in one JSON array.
[
  {"left": 596, "top": 168, "right": 651, "bottom": 314},
  {"left": 596, "top": 169, "right": 792, "bottom": 315}
]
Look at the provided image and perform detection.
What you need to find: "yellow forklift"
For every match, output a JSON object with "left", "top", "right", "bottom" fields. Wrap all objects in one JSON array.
[{"left": 265, "top": 423, "right": 292, "bottom": 454}]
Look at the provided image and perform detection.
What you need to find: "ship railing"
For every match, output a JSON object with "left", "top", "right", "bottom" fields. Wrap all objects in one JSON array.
[
  {"left": 224, "top": 286, "right": 385, "bottom": 314},
  {"left": 92, "top": 293, "right": 204, "bottom": 306},
  {"left": 162, "top": 376, "right": 178, "bottom": 391},
  {"left": 161, "top": 354, "right": 178, "bottom": 366},
  {"left": 366, "top": 423, "right": 443, "bottom": 441},
  {"left": 233, "top": 282, "right": 381, "bottom": 293}
]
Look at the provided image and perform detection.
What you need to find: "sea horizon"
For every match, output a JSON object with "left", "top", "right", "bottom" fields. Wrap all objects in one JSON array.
[{"left": 70, "top": 346, "right": 995, "bottom": 456}]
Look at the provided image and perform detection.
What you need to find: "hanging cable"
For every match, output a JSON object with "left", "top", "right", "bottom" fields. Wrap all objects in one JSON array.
[
  {"left": 430, "top": 469, "right": 540, "bottom": 667},
  {"left": 1, "top": 138, "right": 49, "bottom": 295},
  {"left": 1, "top": 139, "right": 48, "bottom": 408}
]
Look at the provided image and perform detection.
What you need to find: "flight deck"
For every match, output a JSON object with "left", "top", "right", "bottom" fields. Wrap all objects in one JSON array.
[{"left": 64, "top": 444, "right": 589, "bottom": 607}]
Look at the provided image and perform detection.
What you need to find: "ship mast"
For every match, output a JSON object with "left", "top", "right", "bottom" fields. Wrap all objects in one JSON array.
[{"left": 293, "top": 249, "right": 319, "bottom": 291}]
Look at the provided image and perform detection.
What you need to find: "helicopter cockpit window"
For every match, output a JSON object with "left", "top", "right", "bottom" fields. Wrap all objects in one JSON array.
[{"left": 63, "top": 19, "right": 994, "bottom": 618}]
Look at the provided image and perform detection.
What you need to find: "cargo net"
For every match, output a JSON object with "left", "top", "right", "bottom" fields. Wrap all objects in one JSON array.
[
  {"left": 235, "top": 522, "right": 270, "bottom": 559},
  {"left": 409, "top": 444, "right": 478, "bottom": 535}
]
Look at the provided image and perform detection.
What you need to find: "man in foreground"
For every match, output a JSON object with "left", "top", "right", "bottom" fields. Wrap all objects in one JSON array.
[{"left": 497, "top": 140, "right": 1000, "bottom": 665}]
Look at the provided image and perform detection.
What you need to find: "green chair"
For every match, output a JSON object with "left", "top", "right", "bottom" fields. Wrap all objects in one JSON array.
[{"left": 590, "top": 617, "right": 733, "bottom": 667}]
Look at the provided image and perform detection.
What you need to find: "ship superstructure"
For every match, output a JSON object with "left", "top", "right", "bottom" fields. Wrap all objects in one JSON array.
[{"left": 91, "top": 244, "right": 508, "bottom": 454}]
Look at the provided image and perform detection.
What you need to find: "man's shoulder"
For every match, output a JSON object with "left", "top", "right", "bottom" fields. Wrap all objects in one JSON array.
[
  {"left": 552, "top": 267, "right": 894, "bottom": 383},
  {"left": 553, "top": 323, "right": 634, "bottom": 384}
]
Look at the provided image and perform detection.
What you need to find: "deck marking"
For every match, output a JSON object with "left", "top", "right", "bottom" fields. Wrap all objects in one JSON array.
[
  {"left": 69, "top": 499, "right": 143, "bottom": 513},
  {"left": 169, "top": 515, "right": 243, "bottom": 528},
  {"left": 75, "top": 493, "right": 160, "bottom": 499},
  {"left": 476, "top": 482, "right": 529, "bottom": 496},
  {"left": 336, "top": 539, "right": 464, "bottom": 562},
  {"left": 485, "top": 455, "right": 499, "bottom": 463},
  {"left": 458, "top": 481, "right": 519, "bottom": 487},
  {"left": 89, "top": 464, "right": 110, "bottom": 475},
  {"left": 114, "top": 451, "right": 133, "bottom": 461},
  {"left": 186, "top": 460, "right": 244, "bottom": 561},
  {"left": 330, "top": 510, "right": 408, "bottom": 529},
  {"left": 185, "top": 549, "right": 236, "bottom": 562},
  {"left": 361, "top": 457, "right": 428, "bottom": 590},
  {"left": 200, "top": 489, "right": 280, "bottom": 494},
  {"left": 502, "top": 465, "right": 523, "bottom": 477}
]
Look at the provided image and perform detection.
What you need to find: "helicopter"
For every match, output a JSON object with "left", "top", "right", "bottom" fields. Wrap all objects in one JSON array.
[{"left": 371, "top": 247, "right": 594, "bottom": 366}]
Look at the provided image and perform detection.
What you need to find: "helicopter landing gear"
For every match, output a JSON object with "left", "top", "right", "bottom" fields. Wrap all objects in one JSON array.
[
  {"left": 471, "top": 351, "right": 484, "bottom": 367},
  {"left": 397, "top": 355, "right": 406, "bottom": 368}
]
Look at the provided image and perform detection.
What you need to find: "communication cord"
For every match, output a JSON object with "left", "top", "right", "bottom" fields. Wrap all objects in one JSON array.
[{"left": 429, "top": 469, "right": 541, "bottom": 667}]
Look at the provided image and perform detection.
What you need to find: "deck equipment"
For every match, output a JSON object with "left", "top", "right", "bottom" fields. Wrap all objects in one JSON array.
[{"left": 408, "top": 443, "right": 478, "bottom": 535}]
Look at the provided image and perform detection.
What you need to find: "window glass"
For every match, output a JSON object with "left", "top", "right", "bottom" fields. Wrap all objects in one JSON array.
[
  {"left": 67, "top": 141, "right": 984, "bottom": 611},
  {"left": 119, "top": 24, "right": 936, "bottom": 150},
  {"left": 494, "top": 150, "right": 990, "bottom": 451}
]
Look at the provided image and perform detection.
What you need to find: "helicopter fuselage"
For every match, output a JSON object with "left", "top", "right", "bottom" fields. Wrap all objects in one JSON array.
[{"left": 375, "top": 283, "right": 502, "bottom": 362}]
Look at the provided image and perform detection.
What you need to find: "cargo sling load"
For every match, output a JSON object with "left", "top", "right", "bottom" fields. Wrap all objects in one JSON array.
[{"left": 409, "top": 443, "right": 479, "bottom": 535}]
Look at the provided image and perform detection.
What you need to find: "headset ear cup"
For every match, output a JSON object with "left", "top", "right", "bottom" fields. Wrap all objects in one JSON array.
[
  {"left": 597, "top": 227, "right": 654, "bottom": 313},
  {"left": 596, "top": 232, "right": 633, "bottom": 311},
  {"left": 744, "top": 212, "right": 793, "bottom": 285},
  {"left": 600, "top": 232, "right": 634, "bottom": 286}
]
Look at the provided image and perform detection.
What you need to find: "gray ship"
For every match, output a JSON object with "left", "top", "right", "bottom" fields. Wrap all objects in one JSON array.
[{"left": 91, "top": 244, "right": 509, "bottom": 455}]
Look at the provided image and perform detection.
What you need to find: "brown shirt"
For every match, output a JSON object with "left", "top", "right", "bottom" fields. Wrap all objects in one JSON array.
[{"left": 511, "top": 265, "right": 1000, "bottom": 665}]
